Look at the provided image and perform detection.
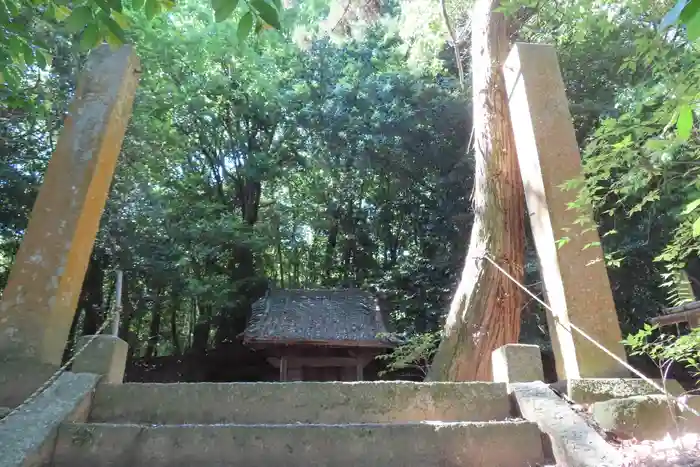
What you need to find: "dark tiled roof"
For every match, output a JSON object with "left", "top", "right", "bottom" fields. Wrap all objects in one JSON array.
[{"left": 243, "top": 288, "right": 393, "bottom": 347}]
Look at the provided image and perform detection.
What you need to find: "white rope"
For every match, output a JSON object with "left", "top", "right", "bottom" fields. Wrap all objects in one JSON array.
[
  {"left": 0, "top": 303, "right": 121, "bottom": 422},
  {"left": 483, "top": 255, "right": 700, "bottom": 418}
]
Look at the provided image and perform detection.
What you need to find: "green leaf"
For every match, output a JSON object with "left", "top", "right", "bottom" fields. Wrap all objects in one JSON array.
[
  {"left": 80, "top": 23, "right": 100, "bottom": 50},
  {"left": 105, "top": 29, "right": 123, "bottom": 48},
  {"left": 111, "top": 10, "right": 130, "bottom": 29},
  {"left": 683, "top": 198, "right": 700, "bottom": 215},
  {"left": 21, "top": 41, "right": 33, "bottom": 65},
  {"left": 35, "top": 49, "right": 47, "bottom": 69},
  {"left": 8, "top": 36, "right": 22, "bottom": 61},
  {"left": 132, "top": 0, "right": 145, "bottom": 10},
  {"left": 0, "top": 1, "right": 9, "bottom": 24},
  {"left": 40, "top": 50, "right": 52, "bottom": 68},
  {"left": 100, "top": 13, "right": 127, "bottom": 43},
  {"left": 4, "top": 0, "right": 17, "bottom": 16},
  {"left": 680, "top": 0, "right": 700, "bottom": 22},
  {"left": 662, "top": 0, "right": 690, "bottom": 30},
  {"left": 145, "top": 0, "right": 160, "bottom": 19},
  {"left": 693, "top": 217, "right": 700, "bottom": 237},
  {"left": 3, "top": 67, "right": 19, "bottom": 89},
  {"left": 677, "top": 104, "right": 693, "bottom": 141},
  {"left": 65, "top": 6, "right": 94, "bottom": 33},
  {"left": 686, "top": 8, "right": 700, "bottom": 40},
  {"left": 93, "top": 0, "right": 113, "bottom": 14},
  {"left": 54, "top": 5, "right": 72, "bottom": 21},
  {"left": 108, "top": 0, "right": 123, "bottom": 12},
  {"left": 214, "top": 0, "right": 238, "bottom": 22},
  {"left": 251, "top": 0, "right": 280, "bottom": 29},
  {"left": 237, "top": 11, "right": 253, "bottom": 41}
]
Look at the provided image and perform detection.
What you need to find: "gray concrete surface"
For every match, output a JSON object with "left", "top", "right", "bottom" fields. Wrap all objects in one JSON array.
[
  {"left": 511, "top": 381, "right": 624, "bottom": 467},
  {"left": 0, "top": 372, "right": 99, "bottom": 467},
  {"left": 89, "top": 381, "right": 511, "bottom": 424},
  {"left": 53, "top": 421, "right": 545, "bottom": 467}
]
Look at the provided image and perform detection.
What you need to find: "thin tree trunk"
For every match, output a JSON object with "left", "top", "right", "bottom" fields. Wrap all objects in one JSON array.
[
  {"left": 145, "top": 289, "right": 162, "bottom": 358},
  {"left": 119, "top": 273, "right": 134, "bottom": 339},
  {"left": 277, "top": 235, "right": 285, "bottom": 288},
  {"left": 61, "top": 307, "right": 82, "bottom": 364},
  {"left": 429, "top": 0, "right": 525, "bottom": 381},
  {"left": 323, "top": 206, "right": 340, "bottom": 285},
  {"left": 170, "top": 291, "right": 182, "bottom": 355},
  {"left": 81, "top": 252, "right": 105, "bottom": 335}
]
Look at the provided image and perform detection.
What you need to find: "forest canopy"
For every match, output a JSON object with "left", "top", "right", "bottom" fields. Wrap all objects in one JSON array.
[{"left": 0, "top": 0, "right": 698, "bottom": 370}]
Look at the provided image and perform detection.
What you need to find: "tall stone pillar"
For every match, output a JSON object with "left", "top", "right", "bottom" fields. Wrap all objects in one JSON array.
[
  {"left": 502, "top": 43, "right": 627, "bottom": 380},
  {"left": 0, "top": 45, "right": 139, "bottom": 405}
]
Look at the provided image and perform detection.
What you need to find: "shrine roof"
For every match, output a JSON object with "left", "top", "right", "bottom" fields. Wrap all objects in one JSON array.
[{"left": 242, "top": 288, "right": 395, "bottom": 348}]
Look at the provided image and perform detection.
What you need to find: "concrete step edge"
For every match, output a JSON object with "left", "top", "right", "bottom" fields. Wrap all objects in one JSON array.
[
  {"left": 90, "top": 381, "right": 511, "bottom": 424},
  {"left": 107, "top": 381, "right": 509, "bottom": 387},
  {"left": 67, "top": 419, "right": 533, "bottom": 429},
  {"left": 53, "top": 419, "right": 546, "bottom": 467}
]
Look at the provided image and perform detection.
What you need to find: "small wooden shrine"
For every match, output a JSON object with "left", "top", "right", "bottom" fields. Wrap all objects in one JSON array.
[
  {"left": 650, "top": 300, "right": 700, "bottom": 329},
  {"left": 241, "top": 288, "right": 394, "bottom": 381}
]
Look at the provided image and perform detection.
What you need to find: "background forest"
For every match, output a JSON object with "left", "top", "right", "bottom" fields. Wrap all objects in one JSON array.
[{"left": 0, "top": 0, "right": 698, "bottom": 380}]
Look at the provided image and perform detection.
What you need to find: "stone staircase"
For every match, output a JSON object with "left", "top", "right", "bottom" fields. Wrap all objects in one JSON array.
[{"left": 50, "top": 380, "right": 546, "bottom": 466}]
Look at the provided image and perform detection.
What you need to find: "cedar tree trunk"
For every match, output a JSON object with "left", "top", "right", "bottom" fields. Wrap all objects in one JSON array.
[{"left": 428, "top": 0, "right": 525, "bottom": 381}]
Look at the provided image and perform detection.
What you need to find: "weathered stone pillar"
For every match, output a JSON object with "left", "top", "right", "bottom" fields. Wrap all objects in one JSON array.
[
  {"left": 71, "top": 335, "right": 129, "bottom": 384},
  {"left": 502, "top": 43, "right": 627, "bottom": 379},
  {"left": 492, "top": 344, "right": 544, "bottom": 384},
  {"left": 0, "top": 45, "right": 139, "bottom": 405}
]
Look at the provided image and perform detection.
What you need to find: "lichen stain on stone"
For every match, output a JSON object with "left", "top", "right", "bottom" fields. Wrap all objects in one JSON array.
[
  {"left": 48, "top": 275, "right": 60, "bottom": 291},
  {"left": 28, "top": 252, "right": 43, "bottom": 264},
  {"left": 71, "top": 425, "right": 94, "bottom": 447}
]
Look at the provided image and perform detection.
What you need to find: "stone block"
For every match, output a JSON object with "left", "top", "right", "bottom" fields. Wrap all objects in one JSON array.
[
  {"left": 590, "top": 395, "right": 680, "bottom": 440},
  {"left": 567, "top": 378, "right": 685, "bottom": 404},
  {"left": 510, "top": 381, "right": 624, "bottom": 467},
  {"left": 0, "top": 372, "right": 99, "bottom": 467},
  {"left": 71, "top": 335, "right": 128, "bottom": 384},
  {"left": 89, "top": 381, "right": 511, "bottom": 424},
  {"left": 492, "top": 344, "right": 544, "bottom": 383},
  {"left": 53, "top": 420, "right": 545, "bottom": 467},
  {"left": 677, "top": 395, "right": 700, "bottom": 433}
]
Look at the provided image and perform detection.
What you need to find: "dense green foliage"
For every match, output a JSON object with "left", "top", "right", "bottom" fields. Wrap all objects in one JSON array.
[
  {"left": 0, "top": 0, "right": 698, "bottom": 372},
  {"left": 0, "top": 0, "right": 282, "bottom": 88},
  {"left": 1, "top": 0, "right": 471, "bottom": 359}
]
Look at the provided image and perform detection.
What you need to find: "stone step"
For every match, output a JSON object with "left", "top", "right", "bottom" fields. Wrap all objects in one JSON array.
[
  {"left": 89, "top": 381, "right": 511, "bottom": 424},
  {"left": 53, "top": 421, "right": 545, "bottom": 467}
]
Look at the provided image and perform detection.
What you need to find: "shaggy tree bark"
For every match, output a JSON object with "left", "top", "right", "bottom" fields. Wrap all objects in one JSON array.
[{"left": 428, "top": 0, "right": 525, "bottom": 381}]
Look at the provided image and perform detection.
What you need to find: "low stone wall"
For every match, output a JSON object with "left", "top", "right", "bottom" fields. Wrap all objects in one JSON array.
[
  {"left": 89, "top": 381, "right": 512, "bottom": 424},
  {"left": 589, "top": 394, "right": 700, "bottom": 441},
  {"left": 0, "top": 372, "right": 100, "bottom": 467},
  {"left": 491, "top": 344, "right": 700, "bottom": 466}
]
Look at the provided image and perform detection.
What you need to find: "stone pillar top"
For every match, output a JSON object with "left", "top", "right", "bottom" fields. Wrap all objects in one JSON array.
[{"left": 492, "top": 344, "right": 545, "bottom": 384}]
